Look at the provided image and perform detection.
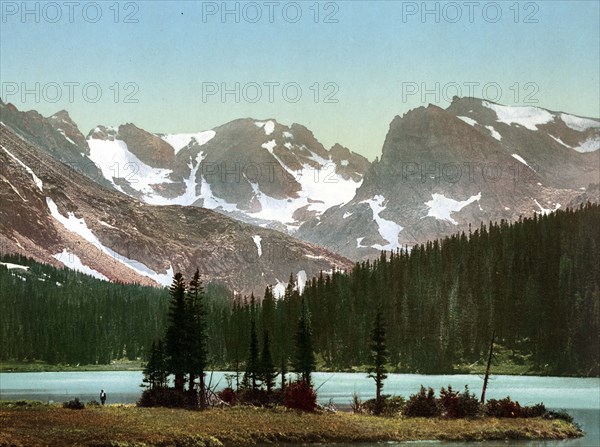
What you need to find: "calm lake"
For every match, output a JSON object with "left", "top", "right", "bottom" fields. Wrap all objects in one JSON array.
[{"left": 1, "top": 372, "right": 598, "bottom": 447}]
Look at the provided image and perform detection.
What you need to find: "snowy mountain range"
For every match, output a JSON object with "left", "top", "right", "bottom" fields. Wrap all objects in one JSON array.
[
  {"left": 1, "top": 96, "right": 597, "bottom": 284},
  {"left": 71, "top": 114, "right": 368, "bottom": 234},
  {"left": 0, "top": 109, "right": 352, "bottom": 295}
]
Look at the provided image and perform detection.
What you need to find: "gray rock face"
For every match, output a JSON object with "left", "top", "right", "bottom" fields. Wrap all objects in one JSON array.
[
  {"left": 0, "top": 100, "right": 111, "bottom": 189},
  {"left": 297, "top": 98, "right": 599, "bottom": 259}
]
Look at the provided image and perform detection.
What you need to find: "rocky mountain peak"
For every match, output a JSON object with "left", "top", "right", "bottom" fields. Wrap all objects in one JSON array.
[{"left": 117, "top": 123, "right": 175, "bottom": 168}]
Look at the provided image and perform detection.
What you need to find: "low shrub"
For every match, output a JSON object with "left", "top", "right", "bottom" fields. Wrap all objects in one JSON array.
[
  {"left": 522, "top": 402, "right": 546, "bottom": 418},
  {"left": 237, "top": 388, "right": 270, "bottom": 406},
  {"left": 363, "top": 395, "right": 405, "bottom": 416},
  {"left": 0, "top": 400, "right": 46, "bottom": 409},
  {"left": 485, "top": 397, "right": 522, "bottom": 417},
  {"left": 137, "top": 388, "right": 197, "bottom": 409},
  {"left": 403, "top": 386, "right": 441, "bottom": 418},
  {"left": 284, "top": 380, "right": 317, "bottom": 412},
  {"left": 350, "top": 392, "right": 363, "bottom": 414},
  {"left": 485, "top": 397, "right": 546, "bottom": 418},
  {"left": 544, "top": 409, "right": 573, "bottom": 423},
  {"left": 217, "top": 387, "right": 237, "bottom": 405},
  {"left": 63, "top": 397, "right": 85, "bottom": 410},
  {"left": 439, "top": 385, "right": 481, "bottom": 418},
  {"left": 87, "top": 399, "right": 101, "bottom": 407}
]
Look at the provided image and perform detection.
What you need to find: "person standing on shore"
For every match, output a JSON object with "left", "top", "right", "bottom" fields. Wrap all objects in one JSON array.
[{"left": 100, "top": 390, "right": 107, "bottom": 406}]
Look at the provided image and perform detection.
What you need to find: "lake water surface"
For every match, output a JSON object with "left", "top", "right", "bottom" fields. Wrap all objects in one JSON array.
[{"left": 1, "top": 372, "right": 598, "bottom": 446}]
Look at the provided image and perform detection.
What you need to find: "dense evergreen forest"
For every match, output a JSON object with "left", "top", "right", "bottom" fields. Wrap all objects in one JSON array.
[
  {"left": 1, "top": 203, "right": 598, "bottom": 376},
  {"left": 224, "top": 203, "right": 599, "bottom": 376},
  {"left": 0, "top": 258, "right": 230, "bottom": 365}
]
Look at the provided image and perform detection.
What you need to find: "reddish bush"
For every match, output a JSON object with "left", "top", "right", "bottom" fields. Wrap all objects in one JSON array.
[
  {"left": 486, "top": 397, "right": 546, "bottom": 418},
  {"left": 439, "top": 385, "right": 481, "bottom": 419},
  {"left": 284, "top": 380, "right": 317, "bottom": 412},
  {"left": 403, "top": 386, "right": 441, "bottom": 418},
  {"left": 485, "top": 397, "right": 523, "bottom": 417},
  {"left": 218, "top": 387, "right": 237, "bottom": 405}
]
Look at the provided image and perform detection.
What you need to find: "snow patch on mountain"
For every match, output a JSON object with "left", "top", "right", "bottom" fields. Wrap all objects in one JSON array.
[
  {"left": 297, "top": 270, "right": 307, "bottom": 293},
  {"left": 245, "top": 155, "right": 362, "bottom": 230},
  {"left": 46, "top": 197, "right": 174, "bottom": 286},
  {"left": 2, "top": 177, "right": 27, "bottom": 201},
  {"left": 161, "top": 130, "right": 216, "bottom": 153},
  {"left": 458, "top": 116, "right": 478, "bottom": 126},
  {"left": 485, "top": 125, "right": 502, "bottom": 140},
  {"left": 533, "top": 198, "right": 561, "bottom": 215},
  {"left": 549, "top": 135, "right": 573, "bottom": 148},
  {"left": 424, "top": 192, "right": 481, "bottom": 225},
  {"left": 252, "top": 235, "right": 262, "bottom": 257},
  {"left": 47, "top": 197, "right": 99, "bottom": 244},
  {"left": 255, "top": 120, "right": 275, "bottom": 135},
  {"left": 483, "top": 102, "right": 553, "bottom": 131},
  {"left": 88, "top": 137, "right": 172, "bottom": 198},
  {"left": 560, "top": 114, "right": 599, "bottom": 132},
  {"left": 262, "top": 139, "right": 277, "bottom": 154},
  {"left": 549, "top": 134, "right": 599, "bottom": 153},
  {"left": 360, "top": 195, "right": 403, "bottom": 251},
  {"left": 53, "top": 248, "right": 108, "bottom": 280},
  {"left": 273, "top": 279, "right": 286, "bottom": 298},
  {"left": 343, "top": 211, "right": 353, "bottom": 219},
  {"left": 56, "top": 128, "right": 76, "bottom": 145},
  {"left": 98, "top": 220, "right": 116, "bottom": 229},
  {"left": 574, "top": 136, "right": 600, "bottom": 153},
  {"left": 198, "top": 175, "right": 241, "bottom": 212},
  {"left": 511, "top": 154, "right": 535, "bottom": 171},
  {"left": 2, "top": 145, "right": 43, "bottom": 191},
  {"left": 282, "top": 131, "right": 293, "bottom": 139},
  {"left": 0, "top": 262, "right": 29, "bottom": 271}
]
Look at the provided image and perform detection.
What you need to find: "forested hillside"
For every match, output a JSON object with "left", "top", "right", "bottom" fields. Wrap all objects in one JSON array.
[
  {"left": 0, "top": 257, "right": 231, "bottom": 365},
  {"left": 2, "top": 204, "right": 598, "bottom": 376},
  {"left": 225, "top": 203, "right": 599, "bottom": 376}
]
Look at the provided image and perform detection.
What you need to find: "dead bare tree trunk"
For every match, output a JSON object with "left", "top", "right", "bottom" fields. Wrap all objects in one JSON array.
[{"left": 481, "top": 330, "right": 496, "bottom": 404}]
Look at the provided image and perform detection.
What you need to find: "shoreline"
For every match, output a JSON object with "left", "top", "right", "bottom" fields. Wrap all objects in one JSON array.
[
  {"left": 1, "top": 363, "right": 596, "bottom": 378},
  {"left": 0, "top": 402, "right": 583, "bottom": 446}
]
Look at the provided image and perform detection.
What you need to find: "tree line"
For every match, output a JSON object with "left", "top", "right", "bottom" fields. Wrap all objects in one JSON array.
[{"left": 2, "top": 203, "right": 598, "bottom": 376}]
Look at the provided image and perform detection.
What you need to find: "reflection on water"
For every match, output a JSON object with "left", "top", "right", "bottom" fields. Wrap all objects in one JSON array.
[{"left": 1, "top": 372, "right": 598, "bottom": 446}]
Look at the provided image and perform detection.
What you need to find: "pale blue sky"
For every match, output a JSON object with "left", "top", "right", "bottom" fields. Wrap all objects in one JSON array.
[{"left": 1, "top": 1, "right": 598, "bottom": 159}]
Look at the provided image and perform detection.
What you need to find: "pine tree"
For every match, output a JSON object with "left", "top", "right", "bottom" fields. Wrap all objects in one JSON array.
[
  {"left": 165, "top": 272, "right": 187, "bottom": 392},
  {"left": 293, "top": 298, "right": 316, "bottom": 386},
  {"left": 367, "top": 308, "right": 388, "bottom": 413},
  {"left": 187, "top": 269, "right": 208, "bottom": 406},
  {"left": 260, "top": 330, "right": 277, "bottom": 393},
  {"left": 142, "top": 340, "right": 168, "bottom": 390},
  {"left": 244, "top": 318, "right": 260, "bottom": 390}
]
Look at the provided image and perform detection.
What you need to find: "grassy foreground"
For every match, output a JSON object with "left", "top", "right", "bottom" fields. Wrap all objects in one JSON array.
[{"left": 0, "top": 402, "right": 582, "bottom": 447}]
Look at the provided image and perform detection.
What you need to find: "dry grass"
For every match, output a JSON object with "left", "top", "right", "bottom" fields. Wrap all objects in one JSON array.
[{"left": 0, "top": 402, "right": 582, "bottom": 447}]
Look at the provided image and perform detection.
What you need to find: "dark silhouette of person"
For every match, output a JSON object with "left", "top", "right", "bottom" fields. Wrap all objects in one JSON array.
[{"left": 100, "top": 389, "right": 107, "bottom": 405}]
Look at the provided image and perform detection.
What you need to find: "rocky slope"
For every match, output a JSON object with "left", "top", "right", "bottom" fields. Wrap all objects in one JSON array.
[
  {"left": 0, "top": 122, "right": 352, "bottom": 295},
  {"left": 297, "top": 97, "right": 599, "bottom": 258}
]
